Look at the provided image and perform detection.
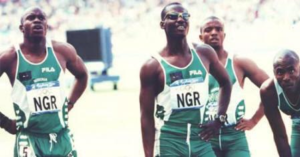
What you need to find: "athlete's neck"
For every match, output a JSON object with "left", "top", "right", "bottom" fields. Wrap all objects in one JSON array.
[
  {"left": 214, "top": 47, "right": 228, "bottom": 65},
  {"left": 165, "top": 38, "right": 189, "bottom": 55},
  {"left": 22, "top": 37, "right": 46, "bottom": 55}
]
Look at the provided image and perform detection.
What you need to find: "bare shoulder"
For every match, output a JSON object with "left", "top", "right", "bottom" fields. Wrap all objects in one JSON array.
[
  {"left": 233, "top": 53, "right": 267, "bottom": 76},
  {"left": 194, "top": 44, "right": 216, "bottom": 57},
  {"left": 233, "top": 54, "right": 257, "bottom": 67},
  {"left": 51, "top": 40, "right": 77, "bottom": 57},
  {"left": 194, "top": 44, "right": 218, "bottom": 70},
  {"left": 0, "top": 46, "right": 17, "bottom": 71},
  {"left": 260, "top": 78, "right": 275, "bottom": 95},
  {"left": 260, "top": 78, "right": 278, "bottom": 108},
  {"left": 140, "top": 57, "right": 160, "bottom": 79},
  {"left": 0, "top": 46, "right": 16, "bottom": 59}
]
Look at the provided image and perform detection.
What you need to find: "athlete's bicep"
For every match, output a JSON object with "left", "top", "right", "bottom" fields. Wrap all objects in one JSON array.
[
  {"left": 210, "top": 58, "right": 230, "bottom": 87},
  {"left": 139, "top": 60, "right": 157, "bottom": 155},
  {"left": 239, "top": 57, "right": 269, "bottom": 87},
  {"left": 260, "top": 85, "right": 286, "bottom": 137},
  {"left": 65, "top": 45, "right": 88, "bottom": 78},
  {"left": 196, "top": 44, "right": 230, "bottom": 85},
  {"left": 140, "top": 60, "right": 157, "bottom": 113},
  {"left": 0, "top": 47, "right": 15, "bottom": 77}
]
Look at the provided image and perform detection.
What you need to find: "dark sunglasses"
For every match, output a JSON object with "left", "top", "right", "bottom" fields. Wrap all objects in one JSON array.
[{"left": 163, "top": 12, "right": 190, "bottom": 21}]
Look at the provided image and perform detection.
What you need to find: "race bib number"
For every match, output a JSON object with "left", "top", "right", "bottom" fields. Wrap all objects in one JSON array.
[
  {"left": 205, "top": 102, "right": 218, "bottom": 121},
  {"left": 206, "top": 88, "right": 219, "bottom": 121},
  {"left": 26, "top": 81, "right": 62, "bottom": 115},
  {"left": 170, "top": 78, "right": 205, "bottom": 110}
]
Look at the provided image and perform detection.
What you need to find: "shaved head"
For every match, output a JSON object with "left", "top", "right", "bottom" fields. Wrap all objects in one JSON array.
[
  {"left": 273, "top": 49, "right": 299, "bottom": 68},
  {"left": 20, "top": 6, "right": 46, "bottom": 25},
  {"left": 200, "top": 16, "right": 224, "bottom": 33}
]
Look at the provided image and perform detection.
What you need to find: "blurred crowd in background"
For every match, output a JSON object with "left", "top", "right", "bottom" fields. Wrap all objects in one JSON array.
[{"left": 0, "top": 0, "right": 300, "bottom": 54}]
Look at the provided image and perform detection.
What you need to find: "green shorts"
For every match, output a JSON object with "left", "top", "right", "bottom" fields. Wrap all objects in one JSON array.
[
  {"left": 14, "top": 128, "right": 77, "bottom": 157},
  {"left": 154, "top": 123, "right": 216, "bottom": 157},
  {"left": 291, "top": 120, "right": 300, "bottom": 157},
  {"left": 210, "top": 126, "right": 250, "bottom": 157}
]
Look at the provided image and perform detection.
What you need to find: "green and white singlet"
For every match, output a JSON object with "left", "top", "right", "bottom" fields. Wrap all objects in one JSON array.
[
  {"left": 274, "top": 79, "right": 300, "bottom": 157},
  {"left": 274, "top": 79, "right": 300, "bottom": 117},
  {"left": 12, "top": 40, "right": 68, "bottom": 134},
  {"left": 154, "top": 49, "right": 208, "bottom": 127},
  {"left": 204, "top": 54, "right": 250, "bottom": 157},
  {"left": 204, "top": 54, "right": 245, "bottom": 126},
  {"left": 153, "top": 49, "right": 215, "bottom": 157}
]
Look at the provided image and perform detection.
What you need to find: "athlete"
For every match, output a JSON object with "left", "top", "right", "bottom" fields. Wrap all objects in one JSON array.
[
  {"left": 0, "top": 7, "right": 88, "bottom": 157},
  {"left": 140, "top": 3, "right": 232, "bottom": 157},
  {"left": 199, "top": 16, "right": 269, "bottom": 157},
  {"left": 260, "top": 49, "right": 300, "bottom": 157}
]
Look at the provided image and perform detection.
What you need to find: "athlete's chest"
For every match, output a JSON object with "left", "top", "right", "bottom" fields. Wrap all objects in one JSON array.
[{"left": 163, "top": 54, "right": 192, "bottom": 68}]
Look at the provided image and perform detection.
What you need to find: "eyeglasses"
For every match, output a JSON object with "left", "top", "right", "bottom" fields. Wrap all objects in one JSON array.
[{"left": 163, "top": 12, "right": 190, "bottom": 21}]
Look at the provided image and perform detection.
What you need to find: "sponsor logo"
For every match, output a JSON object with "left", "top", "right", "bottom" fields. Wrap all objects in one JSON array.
[
  {"left": 33, "top": 78, "right": 48, "bottom": 83},
  {"left": 42, "top": 67, "right": 55, "bottom": 73},
  {"left": 19, "top": 71, "right": 32, "bottom": 81},
  {"left": 170, "top": 71, "right": 183, "bottom": 83},
  {"left": 189, "top": 70, "right": 202, "bottom": 76}
]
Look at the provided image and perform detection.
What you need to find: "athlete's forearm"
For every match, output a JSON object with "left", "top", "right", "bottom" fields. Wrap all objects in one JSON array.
[
  {"left": 141, "top": 106, "right": 155, "bottom": 157},
  {"left": 142, "top": 128, "right": 155, "bottom": 157},
  {"left": 68, "top": 74, "right": 88, "bottom": 111},
  {"left": 250, "top": 102, "right": 264, "bottom": 125},
  {"left": 217, "top": 82, "right": 231, "bottom": 115},
  {"left": 275, "top": 136, "right": 292, "bottom": 157},
  {"left": 0, "top": 112, "right": 16, "bottom": 134},
  {"left": 140, "top": 102, "right": 155, "bottom": 157}
]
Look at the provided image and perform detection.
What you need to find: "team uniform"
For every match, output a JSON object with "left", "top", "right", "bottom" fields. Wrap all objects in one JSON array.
[
  {"left": 274, "top": 79, "right": 300, "bottom": 157},
  {"left": 12, "top": 40, "right": 76, "bottom": 157},
  {"left": 203, "top": 54, "right": 250, "bottom": 157},
  {"left": 153, "top": 49, "right": 215, "bottom": 157}
]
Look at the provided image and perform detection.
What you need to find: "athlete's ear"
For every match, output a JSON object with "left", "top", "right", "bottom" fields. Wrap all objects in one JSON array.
[
  {"left": 199, "top": 34, "right": 203, "bottom": 41},
  {"left": 160, "top": 21, "right": 165, "bottom": 29},
  {"left": 19, "top": 25, "right": 24, "bottom": 32}
]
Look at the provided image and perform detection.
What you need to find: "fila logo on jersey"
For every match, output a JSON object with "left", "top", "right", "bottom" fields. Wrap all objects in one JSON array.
[
  {"left": 42, "top": 67, "right": 55, "bottom": 73},
  {"left": 189, "top": 70, "right": 202, "bottom": 76}
]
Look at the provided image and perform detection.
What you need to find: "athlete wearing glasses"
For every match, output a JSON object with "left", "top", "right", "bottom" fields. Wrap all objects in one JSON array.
[{"left": 140, "top": 2, "right": 232, "bottom": 157}]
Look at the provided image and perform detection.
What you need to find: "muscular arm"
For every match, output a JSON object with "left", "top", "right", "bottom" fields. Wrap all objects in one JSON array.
[
  {"left": 235, "top": 56, "right": 269, "bottom": 130},
  {"left": 197, "top": 45, "right": 231, "bottom": 140},
  {"left": 260, "top": 79, "right": 291, "bottom": 157},
  {"left": 0, "top": 112, "right": 16, "bottom": 134},
  {"left": 54, "top": 41, "right": 88, "bottom": 111},
  {"left": 140, "top": 59, "right": 159, "bottom": 157},
  {"left": 199, "top": 45, "right": 231, "bottom": 116},
  {"left": 0, "top": 47, "right": 17, "bottom": 134}
]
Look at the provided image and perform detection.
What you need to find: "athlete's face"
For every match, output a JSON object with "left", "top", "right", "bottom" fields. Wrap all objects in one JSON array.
[
  {"left": 200, "top": 19, "right": 225, "bottom": 49},
  {"left": 160, "top": 5, "right": 190, "bottom": 38},
  {"left": 274, "top": 57, "right": 300, "bottom": 92},
  {"left": 20, "top": 8, "right": 47, "bottom": 39}
]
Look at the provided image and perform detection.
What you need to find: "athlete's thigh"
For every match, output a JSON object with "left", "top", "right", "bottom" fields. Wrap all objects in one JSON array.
[
  {"left": 14, "top": 132, "right": 38, "bottom": 157},
  {"left": 54, "top": 129, "right": 77, "bottom": 157},
  {"left": 224, "top": 150, "right": 250, "bottom": 157},
  {"left": 210, "top": 136, "right": 223, "bottom": 157},
  {"left": 154, "top": 138, "right": 189, "bottom": 157},
  {"left": 190, "top": 139, "right": 216, "bottom": 157},
  {"left": 224, "top": 132, "right": 250, "bottom": 157},
  {"left": 291, "top": 138, "right": 300, "bottom": 157},
  {"left": 212, "top": 150, "right": 224, "bottom": 157}
]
